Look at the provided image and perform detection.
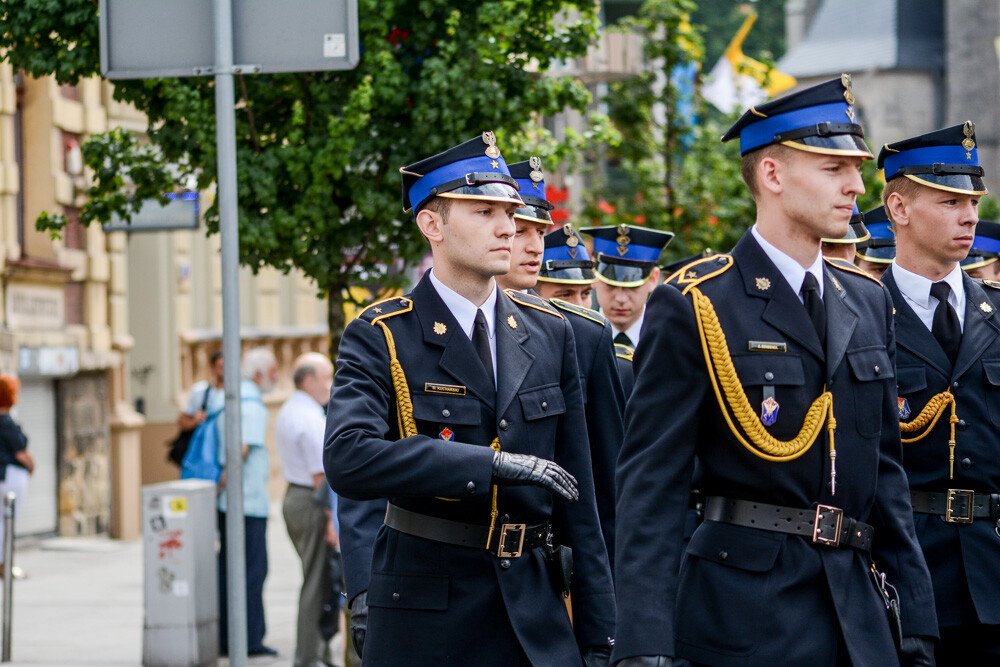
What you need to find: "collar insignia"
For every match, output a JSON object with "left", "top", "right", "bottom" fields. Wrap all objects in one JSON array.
[
  {"left": 433, "top": 321, "right": 447, "bottom": 335},
  {"left": 755, "top": 277, "right": 771, "bottom": 291},
  {"left": 483, "top": 131, "right": 501, "bottom": 159},
  {"left": 980, "top": 301, "right": 993, "bottom": 313},
  {"left": 507, "top": 314, "right": 517, "bottom": 329},
  {"left": 373, "top": 307, "right": 382, "bottom": 313}
]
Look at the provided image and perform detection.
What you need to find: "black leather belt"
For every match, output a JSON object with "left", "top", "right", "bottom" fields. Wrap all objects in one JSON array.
[
  {"left": 384, "top": 503, "right": 549, "bottom": 558},
  {"left": 704, "top": 496, "right": 874, "bottom": 553},
  {"left": 910, "top": 489, "right": 1000, "bottom": 524}
]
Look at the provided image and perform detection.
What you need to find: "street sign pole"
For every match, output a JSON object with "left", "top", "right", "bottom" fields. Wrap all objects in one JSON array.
[{"left": 213, "top": 0, "right": 248, "bottom": 664}]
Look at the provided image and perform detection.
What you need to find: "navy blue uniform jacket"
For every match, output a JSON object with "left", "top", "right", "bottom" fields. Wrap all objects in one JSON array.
[
  {"left": 326, "top": 273, "right": 614, "bottom": 665},
  {"left": 884, "top": 267, "right": 1000, "bottom": 627},
  {"left": 614, "top": 233, "right": 936, "bottom": 666}
]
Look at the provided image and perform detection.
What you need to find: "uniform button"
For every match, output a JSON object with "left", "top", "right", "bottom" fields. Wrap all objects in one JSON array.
[
  {"left": 874, "top": 365, "right": 881, "bottom": 375},
  {"left": 541, "top": 401, "right": 548, "bottom": 410},
  {"left": 442, "top": 409, "right": 450, "bottom": 418},
  {"left": 961, "top": 458, "right": 973, "bottom": 470},
  {"left": 957, "top": 419, "right": 968, "bottom": 431},
  {"left": 501, "top": 514, "right": 510, "bottom": 524},
  {"left": 500, "top": 559, "right": 511, "bottom": 569},
  {"left": 764, "top": 372, "right": 774, "bottom": 382},
  {"left": 392, "top": 592, "right": 400, "bottom": 602},
  {"left": 466, "top": 481, "right": 476, "bottom": 494},
  {"left": 718, "top": 550, "right": 728, "bottom": 560},
  {"left": 952, "top": 381, "right": 961, "bottom": 390},
  {"left": 499, "top": 419, "right": 509, "bottom": 431}
]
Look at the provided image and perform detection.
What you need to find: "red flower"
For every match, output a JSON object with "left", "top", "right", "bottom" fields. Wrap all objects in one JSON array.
[
  {"left": 598, "top": 200, "right": 616, "bottom": 215},
  {"left": 547, "top": 187, "right": 569, "bottom": 205},
  {"left": 708, "top": 215, "right": 719, "bottom": 227},
  {"left": 550, "top": 208, "right": 570, "bottom": 224},
  {"left": 634, "top": 215, "right": 646, "bottom": 225}
]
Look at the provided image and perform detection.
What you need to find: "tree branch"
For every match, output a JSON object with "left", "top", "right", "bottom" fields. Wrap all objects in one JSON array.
[{"left": 238, "top": 74, "right": 261, "bottom": 153}]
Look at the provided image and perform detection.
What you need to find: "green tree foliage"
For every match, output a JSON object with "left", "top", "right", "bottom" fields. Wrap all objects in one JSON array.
[
  {"left": 1, "top": 0, "right": 606, "bottom": 351},
  {"left": 693, "top": 0, "right": 784, "bottom": 66}
]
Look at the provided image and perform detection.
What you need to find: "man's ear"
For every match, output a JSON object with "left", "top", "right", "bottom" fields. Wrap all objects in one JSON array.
[
  {"left": 415, "top": 208, "right": 444, "bottom": 244},
  {"left": 758, "top": 155, "right": 784, "bottom": 195},
  {"left": 885, "top": 191, "right": 908, "bottom": 229}
]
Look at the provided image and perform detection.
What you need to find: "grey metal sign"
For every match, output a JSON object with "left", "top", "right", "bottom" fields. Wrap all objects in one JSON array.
[
  {"left": 102, "top": 192, "right": 200, "bottom": 232},
  {"left": 99, "top": 0, "right": 359, "bottom": 79}
]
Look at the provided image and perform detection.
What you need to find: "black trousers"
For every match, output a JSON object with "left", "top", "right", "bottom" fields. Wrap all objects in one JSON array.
[{"left": 218, "top": 511, "right": 269, "bottom": 653}]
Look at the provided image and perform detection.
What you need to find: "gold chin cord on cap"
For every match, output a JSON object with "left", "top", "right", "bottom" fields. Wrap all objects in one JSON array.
[
  {"left": 687, "top": 286, "right": 838, "bottom": 493},
  {"left": 899, "top": 389, "right": 959, "bottom": 479}
]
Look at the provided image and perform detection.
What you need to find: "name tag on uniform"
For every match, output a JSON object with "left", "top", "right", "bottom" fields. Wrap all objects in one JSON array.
[
  {"left": 748, "top": 340, "right": 787, "bottom": 353},
  {"left": 424, "top": 382, "right": 466, "bottom": 396}
]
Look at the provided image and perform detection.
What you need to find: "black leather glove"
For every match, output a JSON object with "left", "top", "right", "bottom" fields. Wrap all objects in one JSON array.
[
  {"left": 349, "top": 591, "right": 368, "bottom": 658},
  {"left": 582, "top": 645, "right": 612, "bottom": 667},
  {"left": 614, "top": 657, "right": 673, "bottom": 667},
  {"left": 491, "top": 451, "right": 578, "bottom": 502},
  {"left": 899, "top": 636, "right": 935, "bottom": 667}
]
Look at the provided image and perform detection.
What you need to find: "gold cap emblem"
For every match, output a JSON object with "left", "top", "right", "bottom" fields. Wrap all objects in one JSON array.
[
  {"left": 841, "top": 73, "right": 855, "bottom": 106},
  {"left": 962, "top": 121, "right": 976, "bottom": 157},
  {"left": 616, "top": 224, "right": 631, "bottom": 255},
  {"left": 433, "top": 321, "right": 447, "bottom": 335},
  {"left": 563, "top": 223, "right": 579, "bottom": 248},
  {"left": 507, "top": 315, "right": 517, "bottom": 329},
  {"left": 482, "top": 131, "right": 501, "bottom": 159},
  {"left": 980, "top": 301, "right": 993, "bottom": 313},
  {"left": 529, "top": 156, "right": 544, "bottom": 183},
  {"left": 756, "top": 277, "right": 771, "bottom": 291}
]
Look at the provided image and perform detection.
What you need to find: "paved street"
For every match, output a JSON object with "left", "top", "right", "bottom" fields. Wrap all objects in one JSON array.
[{"left": 3, "top": 501, "right": 344, "bottom": 666}]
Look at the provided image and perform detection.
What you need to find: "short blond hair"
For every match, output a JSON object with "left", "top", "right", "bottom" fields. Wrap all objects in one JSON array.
[
  {"left": 740, "top": 144, "right": 794, "bottom": 199},
  {"left": 881, "top": 176, "right": 923, "bottom": 227}
]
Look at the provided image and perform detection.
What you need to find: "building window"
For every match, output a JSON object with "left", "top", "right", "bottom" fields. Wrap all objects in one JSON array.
[{"left": 65, "top": 282, "right": 84, "bottom": 325}]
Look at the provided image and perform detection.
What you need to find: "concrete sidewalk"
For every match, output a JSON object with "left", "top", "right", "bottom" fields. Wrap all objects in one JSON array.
[{"left": 3, "top": 501, "right": 345, "bottom": 666}]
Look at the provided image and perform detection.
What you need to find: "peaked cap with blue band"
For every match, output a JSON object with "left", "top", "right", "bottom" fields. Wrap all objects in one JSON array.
[
  {"left": 537, "top": 224, "right": 595, "bottom": 284},
  {"left": 962, "top": 220, "right": 1000, "bottom": 271},
  {"left": 721, "top": 75, "right": 872, "bottom": 158},
  {"left": 856, "top": 205, "right": 895, "bottom": 264},
  {"left": 579, "top": 224, "right": 674, "bottom": 287},
  {"left": 822, "top": 204, "right": 870, "bottom": 244},
  {"left": 509, "top": 158, "right": 554, "bottom": 225},
  {"left": 400, "top": 132, "right": 523, "bottom": 214},
  {"left": 877, "top": 122, "right": 988, "bottom": 196}
]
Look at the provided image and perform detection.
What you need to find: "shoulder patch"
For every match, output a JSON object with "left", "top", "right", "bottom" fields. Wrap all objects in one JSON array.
[
  {"left": 983, "top": 279, "right": 1000, "bottom": 291},
  {"left": 614, "top": 343, "right": 634, "bottom": 362},
  {"left": 667, "top": 254, "right": 734, "bottom": 294},
  {"left": 505, "top": 289, "right": 564, "bottom": 319},
  {"left": 549, "top": 298, "right": 608, "bottom": 326},
  {"left": 358, "top": 296, "right": 413, "bottom": 324},
  {"left": 823, "top": 256, "right": 883, "bottom": 286}
]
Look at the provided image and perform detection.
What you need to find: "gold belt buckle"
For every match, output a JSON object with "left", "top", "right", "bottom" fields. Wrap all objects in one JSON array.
[
  {"left": 812, "top": 504, "right": 844, "bottom": 547},
  {"left": 945, "top": 489, "right": 975, "bottom": 524},
  {"left": 497, "top": 523, "right": 526, "bottom": 558}
]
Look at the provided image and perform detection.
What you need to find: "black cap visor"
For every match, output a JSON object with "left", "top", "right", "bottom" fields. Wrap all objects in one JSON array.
[
  {"left": 903, "top": 173, "right": 988, "bottom": 196},
  {"left": 823, "top": 220, "right": 870, "bottom": 244},
  {"left": 856, "top": 239, "right": 896, "bottom": 264},
  {"left": 594, "top": 253, "right": 655, "bottom": 287},
  {"left": 432, "top": 182, "right": 524, "bottom": 210},
  {"left": 514, "top": 203, "right": 554, "bottom": 225},
  {"left": 781, "top": 132, "right": 873, "bottom": 158},
  {"left": 537, "top": 260, "right": 596, "bottom": 284}
]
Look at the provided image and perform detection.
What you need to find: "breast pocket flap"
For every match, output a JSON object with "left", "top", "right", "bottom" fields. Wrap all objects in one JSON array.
[
  {"left": 412, "top": 393, "right": 481, "bottom": 425},
  {"left": 983, "top": 360, "right": 1000, "bottom": 387},
  {"left": 519, "top": 384, "right": 567, "bottom": 421},
  {"left": 847, "top": 346, "right": 894, "bottom": 382},
  {"left": 731, "top": 353, "right": 805, "bottom": 387},
  {"left": 896, "top": 365, "right": 927, "bottom": 394},
  {"left": 368, "top": 571, "right": 449, "bottom": 611},
  {"left": 687, "top": 523, "right": 782, "bottom": 572}
]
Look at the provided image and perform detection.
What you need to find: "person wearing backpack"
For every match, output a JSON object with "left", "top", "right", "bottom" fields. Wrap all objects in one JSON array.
[
  {"left": 171, "top": 351, "right": 225, "bottom": 466},
  {"left": 216, "top": 347, "right": 278, "bottom": 657}
]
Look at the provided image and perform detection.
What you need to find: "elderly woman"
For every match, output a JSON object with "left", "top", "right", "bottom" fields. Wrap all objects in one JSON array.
[{"left": 0, "top": 374, "right": 33, "bottom": 575}]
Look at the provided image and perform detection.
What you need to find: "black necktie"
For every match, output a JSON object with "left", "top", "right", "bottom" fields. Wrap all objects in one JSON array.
[
  {"left": 614, "top": 332, "right": 632, "bottom": 347},
  {"left": 473, "top": 309, "right": 495, "bottom": 388},
  {"left": 800, "top": 272, "right": 826, "bottom": 344},
  {"left": 930, "top": 281, "right": 961, "bottom": 364}
]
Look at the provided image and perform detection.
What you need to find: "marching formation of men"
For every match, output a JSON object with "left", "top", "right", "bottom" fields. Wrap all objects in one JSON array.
[{"left": 324, "top": 75, "right": 1000, "bottom": 666}]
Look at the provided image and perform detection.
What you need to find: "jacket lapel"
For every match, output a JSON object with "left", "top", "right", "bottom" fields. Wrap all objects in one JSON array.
[
  {"left": 822, "top": 266, "right": 858, "bottom": 380},
  {"left": 495, "top": 291, "right": 533, "bottom": 417},
  {"left": 412, "top": 276, "right": 496, "bottom": 404},
  {"left": 953, "top": 275, "right": 1000, "bottom": 378},
  {"left": 734, "top": 235, "right": 825, "bottom": 361},
  {"left": 882, "top": 267, "right": 953, "bottom": 377}
]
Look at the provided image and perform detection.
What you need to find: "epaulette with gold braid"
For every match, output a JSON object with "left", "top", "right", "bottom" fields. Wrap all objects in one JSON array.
[
  {"left": 667, "top": 254, "right": 733, "bottom": 294},
  {"left": 358, "top": 296, "right": 413, "bottom": 324},
  {"left": 983, "top": 279, "right": 1000, "bottom": 291},
  {"left": 823, "top": 256, "right": 883, "bottom": 286},
  {"left": 505, "top": 289, "right": 564, "bottom": 319},
  {"left": 549, "top": 298, "right": 608, "bottom": 326},
  {"left": 614, "top": 343, "right": 634, "bottom": 361}
]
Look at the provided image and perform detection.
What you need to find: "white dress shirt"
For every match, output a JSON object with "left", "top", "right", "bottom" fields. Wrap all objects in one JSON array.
[
  {"left": 752, "top": 224, "right": 825, "bottom": 300},
  {"left": 616, "top": 312, "right": 645, "bottom": 349},
  {"left": 274, "top": 389, "right": 327, "bottom": 488},
  {"left": 889, "top": 262, "right": 966, "bottom": 332},
  {"left": 429, "top": 269, "right": 498, "bottom": 383}
]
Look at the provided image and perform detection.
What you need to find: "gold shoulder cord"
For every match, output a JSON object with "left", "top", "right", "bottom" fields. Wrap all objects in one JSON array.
[
  {"left": 898, "top": 389, "right": 959, "bottom": 478},
  {"left": 686, "top": 286, "right": 838, "bottom": 490},
  {"left": 373, "top": 319, "right": 504, "bottom": 540}
]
